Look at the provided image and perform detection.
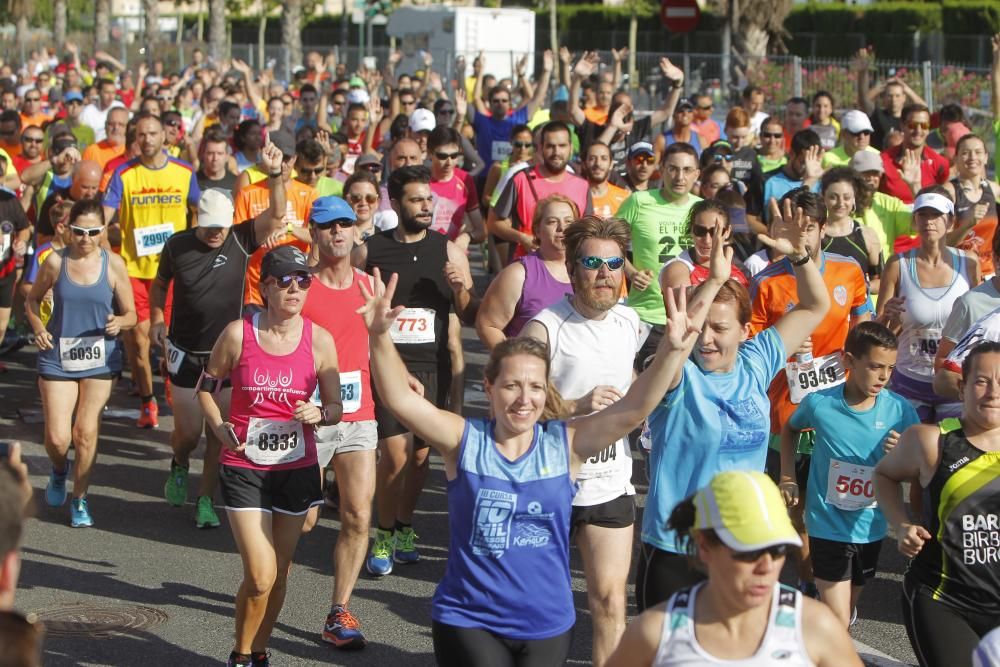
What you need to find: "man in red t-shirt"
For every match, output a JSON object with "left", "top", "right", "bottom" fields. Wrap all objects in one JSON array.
[
  {"left": 301, "top": 195, "right": 378, "bottom": 650},
  {"left": 879, "top": 104, "right": 948, "bottom": 204}
]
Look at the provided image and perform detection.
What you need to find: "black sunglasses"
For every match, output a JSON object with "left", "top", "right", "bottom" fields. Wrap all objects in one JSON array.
[
  {"left": 512, "top": 141, "right": 532, "bottom": 149},
  {"left": 760, "top": 132, "right": 783, "bottom": 139},
  {"left": 297, "top": 167, "right": 326, "bottom": 176},
  {"left": 730, "top": 544, "right": 789, "bottom": 563},
  {"left": 270, "top": 274, "right": 312, "bottom": 290},
  {"left": 435, "top": 151, "right": 461, "bottom": 161},
  {"left": 314, "top": 218, "right": 355, "bottom": 230}
]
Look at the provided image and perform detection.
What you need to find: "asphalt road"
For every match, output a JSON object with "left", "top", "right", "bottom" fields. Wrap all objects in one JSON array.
[{"left": 4, "top": 319, "right": 920, "bottom": 666}]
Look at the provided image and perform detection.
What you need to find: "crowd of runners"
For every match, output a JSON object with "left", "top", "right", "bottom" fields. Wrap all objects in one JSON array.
[{"left": 0, "top": 35, "right": 999, "bottom": 667}]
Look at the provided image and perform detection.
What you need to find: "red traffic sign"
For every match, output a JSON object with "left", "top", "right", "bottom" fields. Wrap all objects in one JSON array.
[{"left": 660, "top": 0, "right": 700, "bottom": 33}]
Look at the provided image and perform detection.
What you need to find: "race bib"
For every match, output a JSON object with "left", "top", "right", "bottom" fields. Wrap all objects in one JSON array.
[
  {"left": 825, "top": 459, "right": 877, "bottom": 511},
  {"left": 134, "top": 223, "right": 175, "bottom": 257},
  {"left": 244, "top": 418, "right": 305, "bottom": 466},
  {"left": 491, "top": 141, "right": 512, "bottom": 162},
  {"left": 310, "top": 370, "right": 362, "bottom": 414},
  {"left": 165, "top": 339, "right": 185, "bottom": 376},
  {"left": 390, "top": 308, "right": 436, "bottom": 344},
  {"left": 60, "top": 336, "right": 105, "bottom": 372},
  {"left": 578, "top": 441, "right": 625, "bottom": 479},
  {"left": 910, "top": 327, "right": 941, "bottom": 362},
  {"left": 786, "top": 352, "right": 846, "bottom": 404}
]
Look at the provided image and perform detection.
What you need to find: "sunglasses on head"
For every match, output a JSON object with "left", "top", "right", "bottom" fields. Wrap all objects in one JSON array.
[
  {"left": 297, "top": 167, "right": 326, "bottom": 176},
  {"left": 906, "top": 121, "right": 930, "bottom": 131},
  {"left": 270, "top": 273, "right": 312, "bottom": 290},
  {"left": 729, "top": 543, "right": 789, "bottom": 563},
  {"left": 70, "top": 225, "right": 104, "bottom": 237},
  {"left": 760, "top": 131, "right": 783, "bottom": 139},
  {"left": 435, "top": 151, "right": 461, "bottom": 161},
  {"left": 348, "top": 193, "right": 379, "bottom": 204},
  {"left": 578, "top": 255, "right": 625, "bottom": 271},
  {"left": 314, "top": 218, "right": 355, "bottom": 230}
]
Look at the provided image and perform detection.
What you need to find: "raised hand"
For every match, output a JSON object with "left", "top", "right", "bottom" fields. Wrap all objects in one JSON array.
[
  {"left": 851, "top": 47, "right": 872, "bottom": 73},
  {"left": 558, "top": 46, "right": 572, "bottom": 65},
  {"left": 260, "top": 141, "right": 283, "bottom": 173},
  {"left": 609, "top": 101, "right": 633, "bottom": 130},
  {"left": 516, "top": 54, "right": 529, "bottom": 78},
  {"left": 356, "top": 267, "right": 405, "bottom": 334},
  {"left": 422, "top": 50, "right": 433, "bottom": 68},
  {"left": 707, "top": 219, "right": 735, "bottom": 284},
  {"left": 455, "top": 55, "right": 467, "bottom": 75},
  {"left": 659, "top": 57, "right": 684, "bottom": 84},
  {"left": 542, "top": 49, "right": 554, "bottom": 73},
  {"left": 367, "top": 95, "right": 383, "bottom": 125},
  {"left": 760, "top": 198, "right": 810, "bottom": 258},
  {"left": 573, "top": 51, "right": 600, "bottom": 80},
  {"left": 388, "top": 51, "right": 403, "bottom": 66},
  {"left": 802, "top": 145, "right": 824, "bottom": 181},
  {"left": 454, "top": 87, "right": 468, "bottom": 119},
  {"left": 611, "top": 47, "right": 629, "bottom": 63},
  {"left": 901, "top": 149, "right": 922, "bottom": 187},
  {"left": 473, "top": 52, "right": 484, "bottom": 75},
  {"left": 662, "top": 286, "right": 700, "bottom": 352}
]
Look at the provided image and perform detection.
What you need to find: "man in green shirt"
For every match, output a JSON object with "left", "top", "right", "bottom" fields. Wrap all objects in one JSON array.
[
  {"left": 821, "top": 109, "right": 879, "bottom": 170},
  {"left": 850, "top": 150, "right": 912, "bottom": 253},
  {"left": 618, "top": 142, "right": 701, "bottom": 365}
]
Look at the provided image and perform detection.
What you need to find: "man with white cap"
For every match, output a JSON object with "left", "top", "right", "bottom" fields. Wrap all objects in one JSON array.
[
  {"left": 407, "top": 108, "right": 435, "bottom": 163},
  {"left": 151, "top": 142, "right": 288, "bottom": 529},
  {"left": 850, "top": 150, "right": 913, "bottom": 254},
  {"left": 821, "top": 110, "right": 880, "bottom": 170}
]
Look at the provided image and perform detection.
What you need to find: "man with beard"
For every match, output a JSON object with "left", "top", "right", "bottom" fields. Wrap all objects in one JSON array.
[
  {"left": 352, "top": 165, "right": 475, "bottom": 578},
  {"left": 586, "top": 142, "right": 629, "bottom": 218},
  {"left": 103, "top": 112, "right": 201, "bottom": 429},
  {"left": 152, "top": 143, "right": 286, "bottom": 529},
  {"left": 489, "top": 121, "right": 591, "bottom": 262},
  {"left": 301, "top": 196, "right": 378, "bottom": 650},
  {"left": 520, "top": 216, "right": 642, "bottom": 667},
  {"left": 879, "top": 104, "right": 948, "bottom": 205},
  {"left": 614, "top": 142, "right": 659, "bottom": 193}
]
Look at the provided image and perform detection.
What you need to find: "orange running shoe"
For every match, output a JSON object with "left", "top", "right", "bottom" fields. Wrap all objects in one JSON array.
[{"left": 137, "top": 399, "right": 159, "bottom": 429}]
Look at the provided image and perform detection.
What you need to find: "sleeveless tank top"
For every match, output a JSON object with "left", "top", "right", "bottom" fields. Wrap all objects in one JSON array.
[
  {"left": 896, "top": 249, "right": 971, "bottom": 381},
  {"left": 663, "top": 250, "right": 750, "bottom": 288},
  {"left": 653, "top": 583, "right": 814, "bottom": 666},
  {"left": 531, "top": 297, "right": 641, "bottom": 506},
  {"left": 822, "top": 222, "right": 873, "bottom": 277},
  {"left": 503, "top": 253, "right": 573, "bottom": 337},
  {"left": 221, "top": 313, "right": 318, "bottom": 471},
  {"left": 364, "top": 229, "right": 452, "bottom": 371},
  {"left": 37, "top": 248, "right": 123, "bottom": 379},
  {"left": 907, "top": 419, "right": 1000, "bottom": 615},
  {"left": 431, "top": 418, "right": 576, "bottom": 640},
  {"left": 301, "top": 270, "right": 376, "bottom": 422},
  {"left": 952, "top": 178, "right": 998, "bottom": 277}
]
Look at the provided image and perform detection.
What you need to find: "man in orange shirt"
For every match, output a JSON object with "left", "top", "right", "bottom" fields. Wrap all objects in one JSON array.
[
  {"left": 749, "top": 188, "right": 871, "bottom": 597},
  {"left": 235, "top": 138, "right": 324, "bottom": 305},
  {"left": 83, "top": 107, "right": 128, "bottom": 171},
  {"left": 585, "top": 141, "right": 629, "bottom": 218},
  {"left": 18, "top": 89, "right": 51, "bottom": 129}
]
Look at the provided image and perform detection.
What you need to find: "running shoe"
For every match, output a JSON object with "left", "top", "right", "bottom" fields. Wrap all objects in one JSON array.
[
  {"left": 70, "top": 497, "right": 93, "bottom": 527},
  {"left": 137, "top": 400, "right": 159, "bottom": 429},
  {"left": 226, "top": 653, "right": 252, "bottom": 667},
  {"left": 797, "top": 580, "right": 820, "bottom": 600},
  {"left": 394, "top": 526, "right": 420, "bottom": 564},
  {"left": 164, "top": 461, "right": 189, "bottom": 507},
  {"left": 250, "top": 651, "right": 270, "bottom": 666},
  {"left": 196, "top": 496, "right": 221, "bottom": 529},
  {"left": 365, "top": 528, "right": 394, "bottom": 576},
  {"left": 322, "top": 605, "right": 367, "bottom": 649},
  {"left": 45, "top": 463, "right": 70, "bottom": 507}
]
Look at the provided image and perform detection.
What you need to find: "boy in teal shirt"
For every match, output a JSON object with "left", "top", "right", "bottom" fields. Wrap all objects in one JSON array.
[{"left": 779, "top": 321, "right": 919, "bottom": 628}]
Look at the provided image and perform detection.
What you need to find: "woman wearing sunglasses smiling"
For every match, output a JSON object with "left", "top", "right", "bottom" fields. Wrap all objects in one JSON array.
[
  {"left": 197, "top": 245, "right": 342, "bottom": 667},
  {"left": 26, "top": 198, "right": 137, "bottom": 529},
  {"left": 606, "top": 470, "right": 860, "bottom": 667}
]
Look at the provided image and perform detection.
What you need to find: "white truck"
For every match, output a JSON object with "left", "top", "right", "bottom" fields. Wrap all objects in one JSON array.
[{"left": 385, "top": 6, "right": 536, "bottom": 83}]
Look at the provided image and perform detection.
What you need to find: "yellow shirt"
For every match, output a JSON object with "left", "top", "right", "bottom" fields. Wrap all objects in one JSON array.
[{"left": 104, "top": 157, "right": 199, "bottom": 279}]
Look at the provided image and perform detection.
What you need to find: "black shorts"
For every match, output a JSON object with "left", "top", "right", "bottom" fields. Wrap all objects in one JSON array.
[
  {"left": 374, "top": 368, "right": 450, "bottom": 445},
  {"left": 168, "top": 345, "right": 231, "bottom": 390},
  {"left": 0, "top": 270, "right": 14, "bottom": 308},
  {"left": 219, "top": 464, "right": 323, "bottom": 515},
  {"left": 39, "top": 373, "right": 113, "bottom": 382},
  {"left": 766, "top": 447, "right": 812, "bottom": 492},
  {"left": 810, "top": 536, "right": 882, "bottom": 585},
  {"left": 570, "top": 493, "right": 635, "bottom": 537}
]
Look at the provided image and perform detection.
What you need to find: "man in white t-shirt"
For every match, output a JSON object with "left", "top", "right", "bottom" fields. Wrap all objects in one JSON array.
[{"left": 79, "top": 78, "right": 126, "bottom": 142}]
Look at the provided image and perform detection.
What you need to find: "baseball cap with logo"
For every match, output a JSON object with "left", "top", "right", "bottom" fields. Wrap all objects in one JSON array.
[
  {"left": 261, "top": 245, "right": 311, "bottom": 280},
  {"left": 841, "top": 110, "right": 875, "bottom": 135},
  {"left": 408, "top": 108, "right": 436, "bottom": 134},
  {"left": 628, "top": 142, "right": 655, "bottom": 159},
  {"left": 693, "top": 471, "right": 803, "bottom": 552},
  {"left": 676, "top": 97, "right": 695, "bottom": 112},
  {"left": 197, "top": 188, "right": 235, "bottom": 228}
]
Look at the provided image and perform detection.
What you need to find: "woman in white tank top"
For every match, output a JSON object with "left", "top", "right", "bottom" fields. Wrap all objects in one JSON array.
[
  {"left": 605, "top": 471, "right": 860, "bottom": 667},
  {"left": 876, "top": 189, "right": 980, "bottom": 423}
]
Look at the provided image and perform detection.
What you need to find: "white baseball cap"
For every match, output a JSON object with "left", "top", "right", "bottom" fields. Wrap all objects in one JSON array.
[
  {"left": 841, "top": 109, "right": 874, "bottom": 135},
  {"left": 408, "top": 108, "right": 435, "bottom": 134},
  {"left": 198, "top": 188, "right": 235, "bottom": 228}
]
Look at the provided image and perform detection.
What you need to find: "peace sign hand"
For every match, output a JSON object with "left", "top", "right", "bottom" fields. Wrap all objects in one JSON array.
[{"left": 356, "top": 267, "right": 405, "bottom": 335}]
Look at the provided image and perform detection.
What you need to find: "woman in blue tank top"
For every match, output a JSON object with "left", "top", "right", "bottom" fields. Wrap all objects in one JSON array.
[
  {"left": 359, "top": 264, "right": 705, "bottom": 667},
  {"left": 25, "top": 199, "right": 136, "bottom": 528}
]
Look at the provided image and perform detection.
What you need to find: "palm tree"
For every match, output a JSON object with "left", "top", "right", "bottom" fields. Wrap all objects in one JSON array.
[
  {"left": 53, "top": 0, "right": 67, "bottom": 49},
  {"left": 717, "top": 0, "right": 792, "bottom": 59},
  {"left": 94, "top": 0, "right": 111, "bottom": 48},
  {"left": 208, "top": 0, "right": 227, "bottom": 62},
  {"left": 281, "top": 0, "right": 303, "bottom": 80},
  {"left": 143, "top": 0, "right": 160, "bottom": 51},
  {"left": 8, "top": 0, "right": 31, "bottom": 60}
]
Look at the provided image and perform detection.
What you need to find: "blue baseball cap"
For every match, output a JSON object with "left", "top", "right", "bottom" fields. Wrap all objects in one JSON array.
[
  {"left": 310, "top": 196, "right": 357, "bottom": 225},
  {"left": 63, "top": 91, "right": 84, "bottom": 103}
]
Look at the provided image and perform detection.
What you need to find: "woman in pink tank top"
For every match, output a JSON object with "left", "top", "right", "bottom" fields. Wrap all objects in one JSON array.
[{"left": 197, "top": 246, "right": 343, "bottom": 667}]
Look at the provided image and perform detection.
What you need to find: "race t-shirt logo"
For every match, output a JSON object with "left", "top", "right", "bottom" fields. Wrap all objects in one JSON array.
[
  {"left": 471, "top": 488, "right": 516, "bottom": 557},
  {"left": 129, "top": 186, "right": 183, "bottom": 206},
  {"left": 833, "top": 285, "right": 848, "bottom": 306}
]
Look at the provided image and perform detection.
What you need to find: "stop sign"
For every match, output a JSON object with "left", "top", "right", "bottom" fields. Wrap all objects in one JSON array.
[{"left": 660, "top": 0, "right": 701, "bottom": 33}]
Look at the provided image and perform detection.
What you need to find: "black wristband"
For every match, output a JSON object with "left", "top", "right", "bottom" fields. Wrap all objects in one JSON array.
[
  {"left": 268, "top": 171, "right": 282, "bottom": 178},
  {"left": 790, "top": 254, "right": 810, "bottom": 267}
]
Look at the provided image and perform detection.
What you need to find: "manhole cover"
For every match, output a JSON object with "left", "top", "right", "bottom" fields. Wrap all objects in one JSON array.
[{"left": 31, "top": 603, "right": 168, "bottom": 638}]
